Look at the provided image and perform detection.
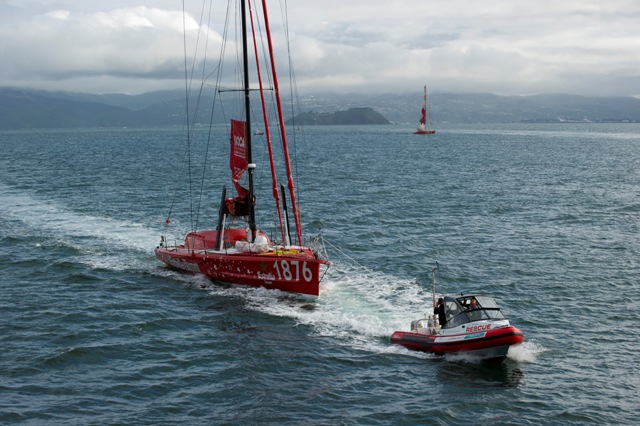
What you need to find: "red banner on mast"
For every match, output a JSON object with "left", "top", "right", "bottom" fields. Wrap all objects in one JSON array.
[
  {"left": 224, "top": 119, "right": 251, "bottom": 217},
  {"left": 230, "top": 119, "right": 249, "bottom": 197}
]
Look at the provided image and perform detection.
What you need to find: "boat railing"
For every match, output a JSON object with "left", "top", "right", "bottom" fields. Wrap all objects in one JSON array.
[{"left": 411, "top": 318, "right": 440, "bottom": 334}]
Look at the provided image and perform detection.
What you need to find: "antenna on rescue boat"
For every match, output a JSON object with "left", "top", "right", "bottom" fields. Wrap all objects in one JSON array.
[{"left": 432, "top": 262, "right": 439, "bottom": 326}]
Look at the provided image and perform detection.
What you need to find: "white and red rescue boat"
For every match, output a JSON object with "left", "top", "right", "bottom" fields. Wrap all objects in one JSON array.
[{"left": 391, "top": 267, "right": 524, "bottom": 361}]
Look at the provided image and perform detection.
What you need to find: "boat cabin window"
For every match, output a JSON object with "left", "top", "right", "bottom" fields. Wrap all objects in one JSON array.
[{"left": 442, "top": 295, "right": 505, "bottom": 328}]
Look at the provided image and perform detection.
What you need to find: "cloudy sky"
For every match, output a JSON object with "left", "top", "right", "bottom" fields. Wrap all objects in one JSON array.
[{"left": 1, "top": 0, "right": 639, "bottom": 97}]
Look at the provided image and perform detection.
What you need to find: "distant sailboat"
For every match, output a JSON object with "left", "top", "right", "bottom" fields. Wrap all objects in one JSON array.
[{"left": 414, "top": 85, "right": 436, "bottom": 135}]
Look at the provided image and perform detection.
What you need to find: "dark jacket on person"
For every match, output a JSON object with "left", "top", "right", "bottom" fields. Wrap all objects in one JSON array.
[{"left": 434, "top": 304, "right": 446, "bottom": 326}]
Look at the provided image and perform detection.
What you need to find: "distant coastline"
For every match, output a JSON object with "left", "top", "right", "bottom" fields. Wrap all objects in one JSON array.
[{"left": 1, "top": 87, "right": 639, "bottom": 130}]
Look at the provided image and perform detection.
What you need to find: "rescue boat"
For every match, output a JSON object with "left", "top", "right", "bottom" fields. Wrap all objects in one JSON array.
[{"left": 390, "top": 266, "right": 524, "bottom": 362}]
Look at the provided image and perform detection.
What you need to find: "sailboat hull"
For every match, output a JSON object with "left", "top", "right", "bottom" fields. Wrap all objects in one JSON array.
[{"left": 155, "top": 245, "right": 327, "bottom": 296}]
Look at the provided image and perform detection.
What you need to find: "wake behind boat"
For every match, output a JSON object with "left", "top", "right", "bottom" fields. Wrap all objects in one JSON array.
[
  {"left": 155, "top": 0, "right": 330, "bottom": 296},
  {"left": 391, "top": 266, "right": 524, "bottom": 361}
]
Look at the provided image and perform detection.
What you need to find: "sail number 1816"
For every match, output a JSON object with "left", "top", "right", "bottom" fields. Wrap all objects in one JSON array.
[{"left": 273, "top": 260, "right": 313, "bottom": 282}]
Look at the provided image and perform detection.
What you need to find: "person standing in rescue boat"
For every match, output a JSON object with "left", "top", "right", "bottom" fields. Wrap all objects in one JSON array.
[{"left": 434, "top": 298, "right": 446, "bottom": 327}]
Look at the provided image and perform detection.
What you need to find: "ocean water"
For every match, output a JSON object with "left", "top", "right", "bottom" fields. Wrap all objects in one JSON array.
[{"left": 1, "top": 123, "right": 639, "bottom": 425}]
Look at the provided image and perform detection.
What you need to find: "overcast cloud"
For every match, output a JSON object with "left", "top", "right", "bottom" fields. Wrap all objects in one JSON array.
[{"left": 1, "top": 0, "right": 639, "bottom": 97}]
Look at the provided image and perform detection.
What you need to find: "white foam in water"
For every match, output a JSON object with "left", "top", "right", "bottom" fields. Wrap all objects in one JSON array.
[
  {"left": 507, "top": 340, "right": 544, "bottom": 363},
  {"left": 0, "top": 184, "right": 161, "bottom": 271},
  {"left": 239, "top": 261, "right": 439, "bottom": 356},
  {"left": 237, "top": 261, "right": 545, "bottom": 361},
  {"left": 1, "top": 184, "right": 541, "bottom": 361}
]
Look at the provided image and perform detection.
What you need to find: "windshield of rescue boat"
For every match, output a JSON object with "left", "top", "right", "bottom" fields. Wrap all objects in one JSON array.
[{"left": 443, "top": 295, "right": 505, "bottom": 328}]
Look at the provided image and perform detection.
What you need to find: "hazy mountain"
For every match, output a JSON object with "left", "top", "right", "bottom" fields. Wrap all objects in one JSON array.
[
  {"left": 1, "top": 87, "right": 639, "bottom": 130},
  {"left": 286, "top": 107, "right": 390, "bottom": 125},
  {"left": 0, "top": 88, "right": 139, "bottom": 129},
  {"left": 294, "top": 92, "right": 640, "bottom": 124},
  {"left": 0, "top": 88, "right": 192, "bottom": 129}
]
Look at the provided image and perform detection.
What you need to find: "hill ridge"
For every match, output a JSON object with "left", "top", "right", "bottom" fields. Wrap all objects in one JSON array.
[{"left": 1, "top": 87, "right": 639, "bottom": 129}]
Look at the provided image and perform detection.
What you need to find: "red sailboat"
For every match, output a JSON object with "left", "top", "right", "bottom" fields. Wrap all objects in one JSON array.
[
  {"left": 390, "top": 265, "right": 524, "bottom": 362},
  {"left": 155, "top": 0, "right": 330, "bottom": 296},
  {"left": 414, "top": 85, "right": 436, "bottom": 134}
]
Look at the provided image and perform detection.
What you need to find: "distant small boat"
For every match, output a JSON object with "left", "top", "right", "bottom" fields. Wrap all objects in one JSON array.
[
  {"left": 414, "top": 85, "right": 436, "bottom": 134},
  {"left": 254, "top": 128, "right": 264, "bottom": 135},
  {"left": 390, "top": 265, "right": 524, "bottom": 362}
]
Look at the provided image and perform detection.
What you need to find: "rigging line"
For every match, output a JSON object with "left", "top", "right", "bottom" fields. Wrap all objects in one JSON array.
[
  {"left": 256, "top": 4, "right": 286, "bottom": 177},
  {"left": 191, "top": 1, "right": 228, "bottom": 231},
  {"left": 193, "top": 0, "right": 216, "bottom": 230},
  {"left": 180, "top": 0, "right": 223, "bottom": 232},
  {"left": 278, "top": 0, "right": 304, "bottom": 241},
  {"left": 187, "top": 0, "right": 208, "bottom": 100},
  {"left": 195, "top": 0, "right": 233, "bottom": 231},
  {"left": 215, "top": 3, "right": 233, "bottom": 126},
  {"left": 322, "top": 238, "right": 372, "bottom": 273},
  {"left": 160, "top": 0, "right": 197, "bottom": 236},
  {"left": 249, "top": 0, "right": 286, "bottom": 243},
  {"left": 260, "top": 0, "right": 303, "bottom": 247},
  {"left": 164, "top": 96, "right": 198, "bottom": 236},
  {"left": 251, "top": 1, "right": 279, "bottom": 146},
  {"left": 240, "top": 0, "right": 259, "bottom": 238},
  {"left": 162, "top": 87, "right": 192, "bottom": 236},
  {"left": 181, "top": 0, "right": 196, "bottom": 230},
  {"left": 287, "top": 62, "right": 303, "bottom": 227},
  {"left": 254, "top": 0, "right": 284, "bottom": 211},
  {"left": 160, "top": 1, "right": 227, "bottom": 235}
]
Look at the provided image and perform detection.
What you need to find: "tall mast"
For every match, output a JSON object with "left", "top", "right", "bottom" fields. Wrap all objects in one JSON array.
[
  {"left": 241, "top": 0, "right": 257, "bottom": 239},
  {"left": 260, "top": 0, "right": 304, "bottom": 246},
  {"left": 247, "top": 1, "right": 286, "bottom": 244},
  {"left": 422, "top": 85, "right": 427, "bottom": 124}
]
